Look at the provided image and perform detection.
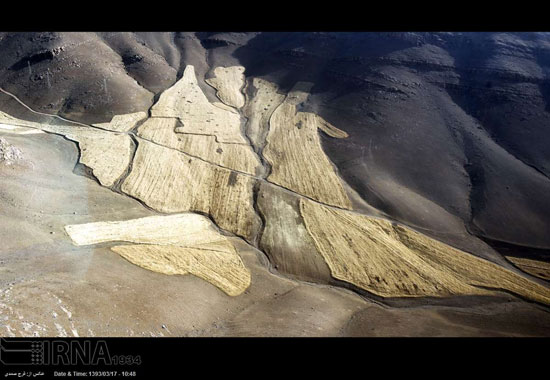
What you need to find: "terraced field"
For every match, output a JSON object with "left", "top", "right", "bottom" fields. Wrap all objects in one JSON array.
[
  {"left": 121, "top": 138, "right": 260, "bottom": 242},
  {"left": 136, "top": 117, "right": 261, "bottom": 175},
  {"left": 93, "top": 112, "right": 148, "bottom": 132},
  {"left": 151, "top": 66, "right": 246, "bottom": 144},
  {"left": 65, "top": 214, "right": 250, "bottom": 296},
  {"left": 263, "top": 83, "right": 352, "bottom": 209},
  {"left": 40, "top": 125, "right": 133, "bottom": 187},
  {"left": 242, "top": 78, "right": 286, "bottom": 152},
  {"left": 206, "top": 66, "right": 246, "bottom": 109},
  {"left": 300, "top": 198, "right": 550, "bottom": 304},
  {"left": 1, "top": 59, "right": 549, "bottom": 337}
]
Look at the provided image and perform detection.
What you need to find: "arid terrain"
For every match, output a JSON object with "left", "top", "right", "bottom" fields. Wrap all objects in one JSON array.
[{"left": 1, "top": 32, "right": 550, "bottom": 336}]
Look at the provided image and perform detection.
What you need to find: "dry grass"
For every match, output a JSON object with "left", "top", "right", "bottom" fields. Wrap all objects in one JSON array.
[
  {"left": 93, "top": 112, "right": 148, "bottom": 132},
  {"left": 300, "top": 198, "right": 550, "bottom": 304},
  {"left": 65, "top": 213, "right": 223, "bottom": 246},
  {"left": 0, "top": 111, "right": 45, "bottom": 130},
  {"left": 212, "top": 102, "right": 240, "bottom": 113},
  {"left": 40, "top": 125, "right": 132, "bottom": 187},
  {"left": 0, "top": 111, "right": 131, "bottom": 186},
  {"left": 264, "top": 83, "right": 351, "bottom": 209},
  {"left": 65, "top": 214, "right": 250, "bottom": 296},
  {"left": 506, "top": 256, "right": 550, "bottom": 281},
  {"left": 121, "top": 139, "right": 260, "bottom": 242},
  {"left": 243, "top": 78, "right": 286, "bottom": 149},
  {"left": 151, "top": 65, "right": 247, "bottom": 144},
  {"left": 112, "top": 244, "right": 250, "bottom": 296},
  {"left": 316, "top": 116, "right": 349, "bottom": 138},
  {"left": 0, "top": 112, "right": 132, "bottom": 187},
  {"left": 206, "top": 66, "right": 246, "bottom": 109},
  {"left": 137, "top": 117, "right": 261, "bottom": 175},
  {"left": 0, "top": 123, "right": 44, "bottom": 135}
]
